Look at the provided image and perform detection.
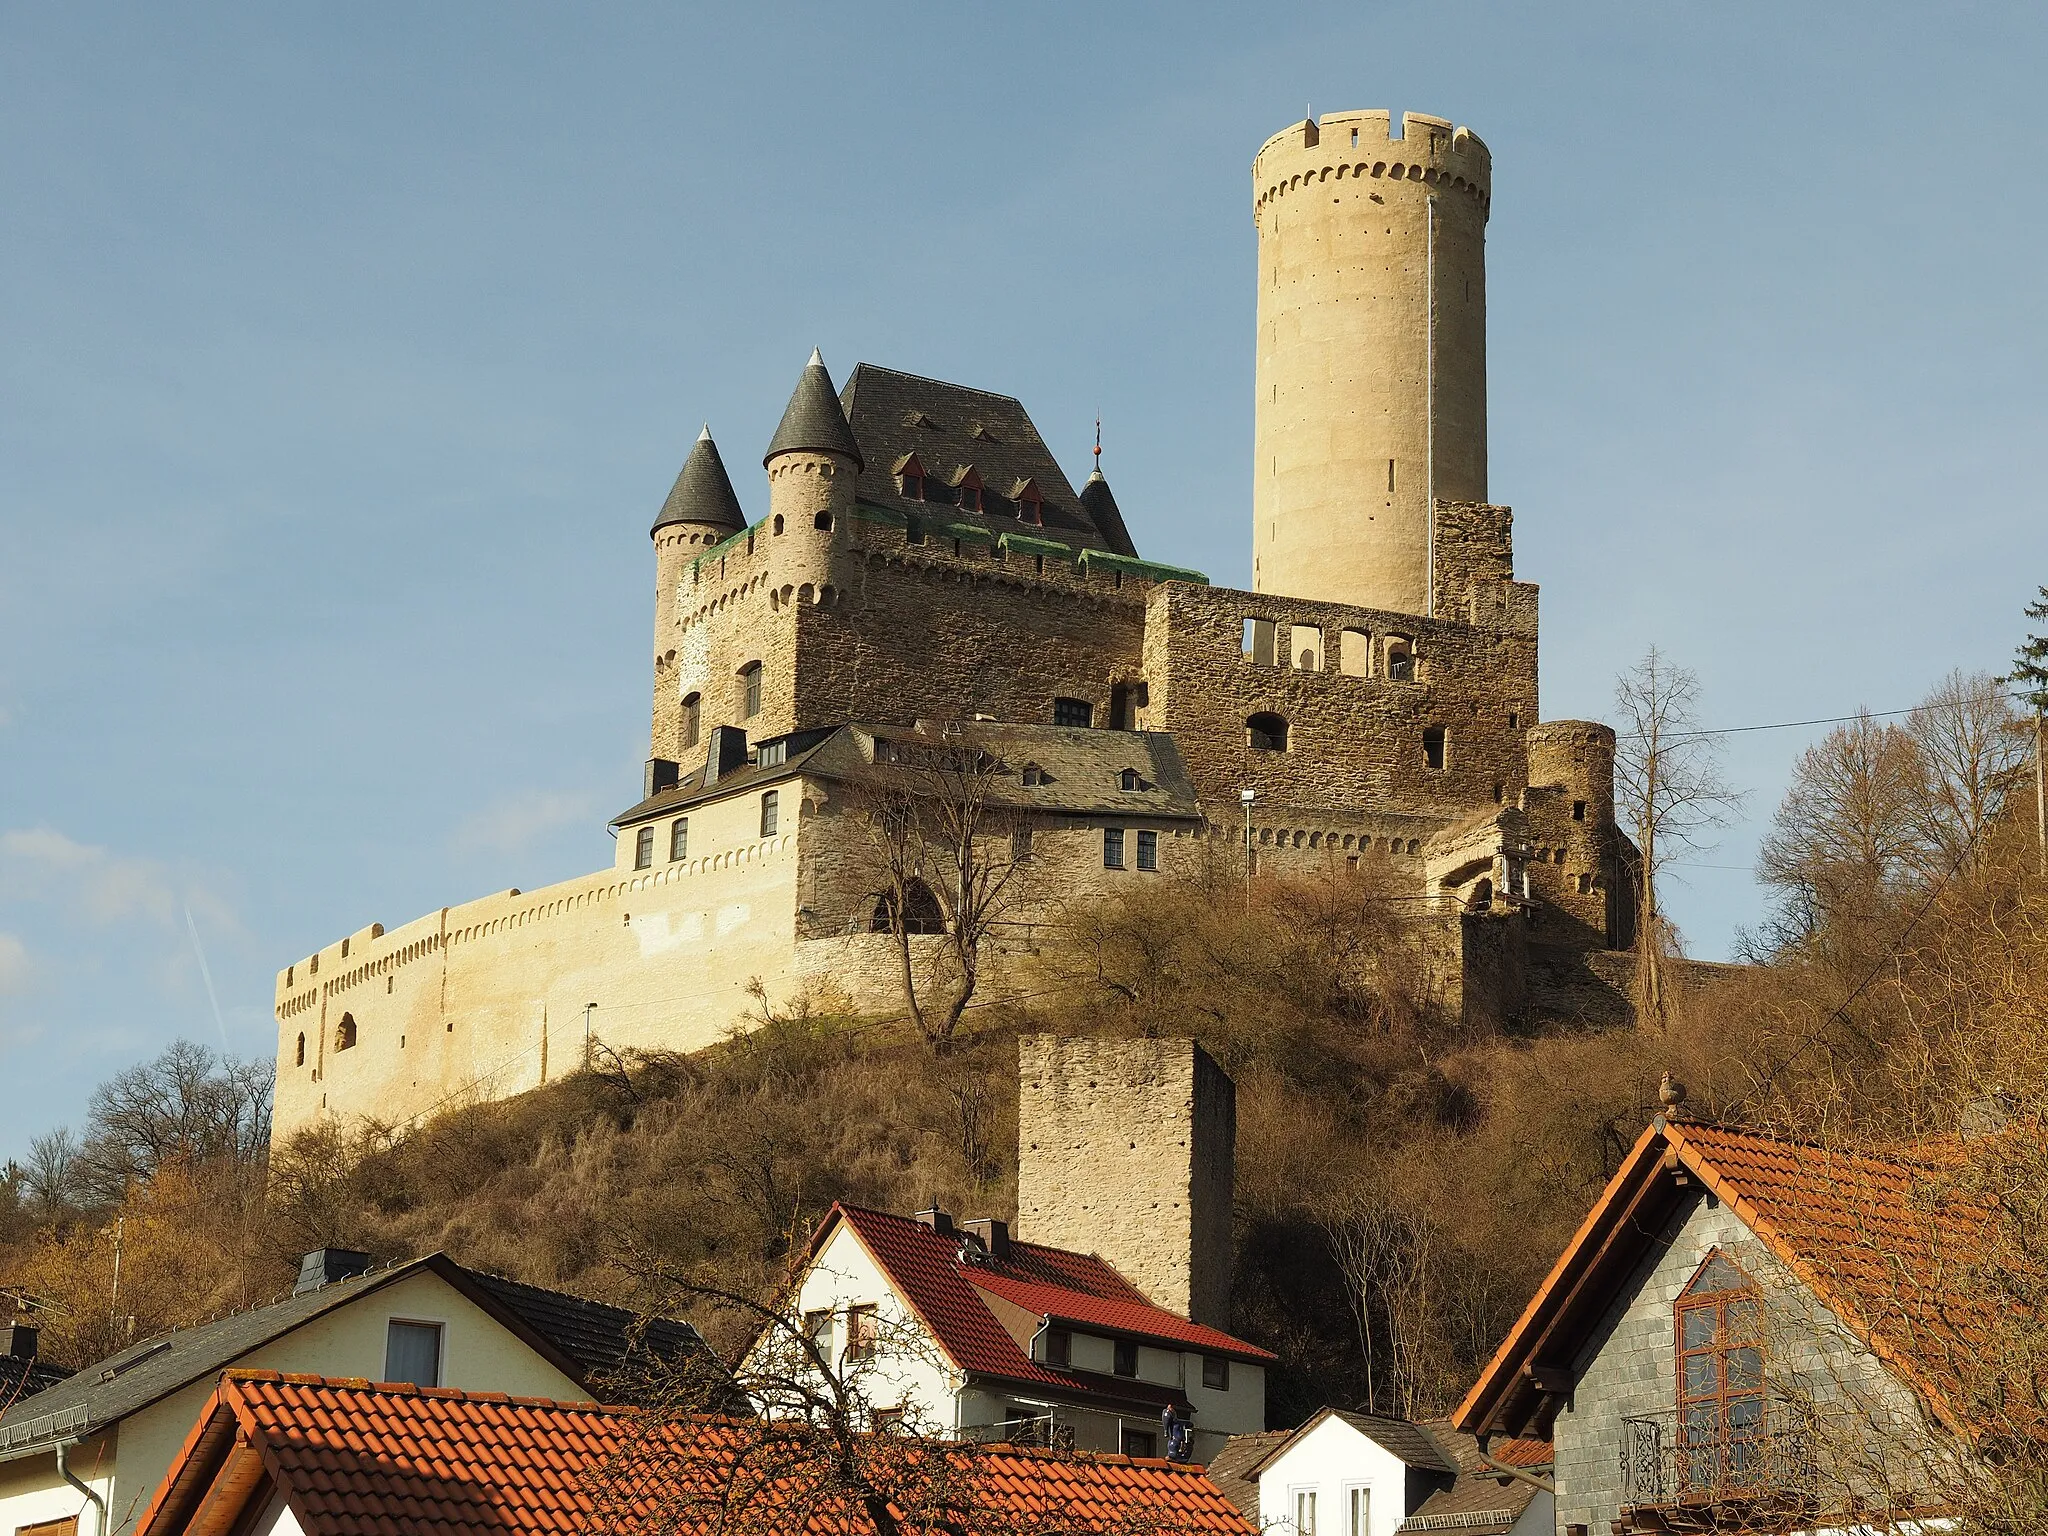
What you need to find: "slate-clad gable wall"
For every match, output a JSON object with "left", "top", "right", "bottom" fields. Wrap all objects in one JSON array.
[{"left": 1553, "top": 1189, "right": 1930, "bottom": 1534}]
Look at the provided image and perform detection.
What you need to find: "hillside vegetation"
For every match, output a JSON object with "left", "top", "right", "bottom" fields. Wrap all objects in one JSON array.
[{"left": 5, "top": 674, "right": 2044, "bottom": 1434}]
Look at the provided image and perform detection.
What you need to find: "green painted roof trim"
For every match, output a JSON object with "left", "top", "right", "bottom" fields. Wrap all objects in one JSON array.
[
  {"left": 998, "top": 532, "right": 1077, "bottom": 561},
  {"left": 691, "top": 520, "right": 766, "bottom": 574},
  {"left": 1079, "top": 549, "right": 1210, "bottom": 585},
  {"left": 851, "top": 500, "right": 909, "bottom": 528},
  {"left": 945, "top": 522, "right": 997, "bottom": 544}
]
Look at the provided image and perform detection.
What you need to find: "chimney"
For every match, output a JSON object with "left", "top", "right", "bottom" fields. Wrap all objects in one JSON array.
[
  {"left": 293, "top": 1248, "right": 372, "bottom": 1296},
  {"left": 3, "top": 1323, "right": 37, "bottom": 1361},
  {"left": 644, "top": 757, "right": 681, "bottom": 798},
  {"left": 1015, "top": 1036, "right": 1236, "bottom": 1327},
  {"left": 960, "top": 1218, "right": 1010, "bottom": 1259},
  {"left": 913, "top": 1205, "right": 956, "bottom": 1238},
  {"left": 703, "top": 726, "right": 749, "bottom": 786}
]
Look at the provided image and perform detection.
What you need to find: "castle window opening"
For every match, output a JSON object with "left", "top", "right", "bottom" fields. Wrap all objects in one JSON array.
[
  {"left": 681, "top": 693, "right": 701, "bottom": 748},
  {"left": 905, "top": 517, "right": 925, "bottom": 545},
  {"left": 760, "top": 789, "right": 780, "bottom": 838},
  {"left": 1469, "top": 878, "right": 1492, "bottom": 913},
  {"left": 1290, "top": 623, "right": 1323, "bottom": 671},
  {"left": 1243, "top": 617, "right": 1278, "bottom": 666},
  {"left": 1493, "top": 782, "right": 1504, "bottom": 803},
  {"left": 740, "top": 661, "right": 763, "bottom": 718},
  {"left": 1136, "top": 830, "right": 1159, "bottom": 871},
  {"left": 1509, "top": 711, "right": 1519, "bottom": 728},
  {"left": 1573, "top": 799, "right": 1587, "bottom": 821},
  {"left": 1246, "top": 712, "right": 1289, "bottom": 752},
  {"left": 1386, "top": 458, "right": 1396, "bottom": 493},
  {"left": 1423, "top": 727, "right": 1447, "bottom": 770},
  {"left": 1112, "top": 1339, "right": 1138, "bottom": 1377},
  {"left": 669, "top": 818, "right": 689, "bottom": 862},
  {"left": 772, "top": 514, "right": 784, "bottom": 535},
  {"left": 814, "top": 510, "right": 832, "bottom": 531},
  {"left": 1577, "top": 873, "right": 1593, "bottom": 894},
  {"left": 1339, "top": 628, "right": 1370, "bottom": 676},
  {"left": 872, "top": 879, "right": 946, "bottom": 935},
  {"left": 295, "top": 1032, "right": 305, "bottom": 1067},
  {"left": 1407, "top": 838, "right": 1421, "bottom": 855},
  {"left": 1053, "top": 697, "right": 1094, "bottom": 729},
  {"left": 1386, "top": 636, "right": 1415, "bottom": 681},
  {"left": 1103, "top": 828, "right": 1126, "bottom": 870},
  {"left": 634, "top": 826, "right": 655, "bottom": 870},
  {"left": 335, "top": 1014, "right": 357, "bottom": 1052}
]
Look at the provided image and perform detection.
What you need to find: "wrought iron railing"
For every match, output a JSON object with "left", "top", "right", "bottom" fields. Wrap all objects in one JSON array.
[{"left": 1619, "top": 1408, "right": 1818, "bottom": 1514}]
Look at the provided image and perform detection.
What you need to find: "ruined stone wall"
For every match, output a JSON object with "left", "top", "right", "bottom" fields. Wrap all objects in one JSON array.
[
  {"left": 1522, "top": 720, "right": 1626, "bottom": 947},
  {"left": 1143, "top": 580, "right": 1538, "bottom": 816},
  {"left": 1016, "top": 1036, "right": 1236, "bottom": 1327}
]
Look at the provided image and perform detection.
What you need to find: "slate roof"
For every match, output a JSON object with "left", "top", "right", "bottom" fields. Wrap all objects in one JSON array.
[
  {"left": 1201, "top": 1430, "right": 1287, "bottom": 1517},
  {"left": 141, "top": 1373, "right": 1255, "bottom": 1536},
  {"left": 1079, "top": 471, "right": 1138, "bottom": 558},
  {"left": 612, "top": 724, "right": 1205, "bottom": 832},
  {"left": 1455, "top": 1116, "right": 2023, "bottom": 1442},
  {"left": 819, "top": 1204, "right": 1272, "bottom": 1413},
  {"left": 1398, "top": 1424, "right": 1549, "bottom": 1535},
  {"left": 839, "top": 365, "right": 1118, "bottom": 556},
  {"left": 653, "top": 426, "right": 748, "bottom": 537},
  {"left": 766, "top": 349, "right": 864, "bottom": 468},
  {"left": 0, "top": 1354, "right": 73, "bottom": 1415},
  {"left": 0, "top": 1254, "right": 708, "bottom": 1461}
]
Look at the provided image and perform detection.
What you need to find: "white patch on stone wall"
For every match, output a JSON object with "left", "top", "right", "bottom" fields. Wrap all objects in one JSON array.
[
  {"left": 633, "top": 908, "right": 707, "bottom": 956},
  {"left": 715, "top": 903, "right": 751, "bottom": 936}
]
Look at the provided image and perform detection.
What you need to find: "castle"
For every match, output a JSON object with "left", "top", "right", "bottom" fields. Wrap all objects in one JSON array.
[{"left": 271, "top": 110, "right": 1634, "bottom": 1145}]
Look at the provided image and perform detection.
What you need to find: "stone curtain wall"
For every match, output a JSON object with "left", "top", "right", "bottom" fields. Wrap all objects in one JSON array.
[
  {"left": 1016, "top": 1035, "right": 1236, "bottom": 1327},
  {"left": 1143, "top": 581, "right": 1538, "bottom": 816}
]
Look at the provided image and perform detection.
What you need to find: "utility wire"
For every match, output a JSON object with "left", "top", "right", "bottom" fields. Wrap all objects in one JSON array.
[{"left": 1618, "top": 688, "right": 2027, "bottom": 743}]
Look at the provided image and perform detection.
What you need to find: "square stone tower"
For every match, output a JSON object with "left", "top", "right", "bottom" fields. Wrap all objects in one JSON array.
[{"left": 1015, "top": 1035, "right": 1236, "bottom": 1327}]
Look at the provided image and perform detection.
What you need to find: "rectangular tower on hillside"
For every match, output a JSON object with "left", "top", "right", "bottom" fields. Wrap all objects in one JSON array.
[{"left": 1015, "top": 1035, "right": 1236, "bottom": 1328}]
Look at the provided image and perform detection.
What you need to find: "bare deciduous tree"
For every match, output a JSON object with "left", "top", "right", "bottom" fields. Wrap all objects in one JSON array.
[
  {"left": 860, "top": 738, "right": 1032, "bottom": 1051},
  {"left": 1613, "top": 649, "right": 1743, "bottom": 1030}
]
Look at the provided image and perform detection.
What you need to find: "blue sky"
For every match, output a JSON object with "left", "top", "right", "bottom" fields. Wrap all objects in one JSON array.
[{"left": 3, "top": 3, "right": 2045, "bottom": 1162}]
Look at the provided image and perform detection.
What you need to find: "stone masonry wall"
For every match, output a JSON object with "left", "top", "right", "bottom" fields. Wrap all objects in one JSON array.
[
  {"left": 1143, "top": 580, "right": 1538, "bottom": 817},
  {"left": 1016, "top": 1035, "right": 1236, "bottom": 1328},
  {"left": 1552, "top": 1183, "right": 1931, "bottom": 1533}
]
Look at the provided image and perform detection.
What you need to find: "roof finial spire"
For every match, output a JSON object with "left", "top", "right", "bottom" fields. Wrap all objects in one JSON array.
[
  {"left": 808, "top": 346, "right": 824, "bottom": 367},
  {"left": 1094, "top": 416, "right": 1101, "bottom": 472},
  {"left": 697, "top": 423, "right": 710, "bottom": 442}
]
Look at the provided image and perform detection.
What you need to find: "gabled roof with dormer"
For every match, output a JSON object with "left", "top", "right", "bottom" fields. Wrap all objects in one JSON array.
[{"left": 839, "top": 366, "right": 1123, "bottom": 555}]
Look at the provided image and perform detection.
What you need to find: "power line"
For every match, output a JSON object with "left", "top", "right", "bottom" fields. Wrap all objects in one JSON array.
[{"left": 1617, "top": 689, "right": 2026, "bottom": 744}]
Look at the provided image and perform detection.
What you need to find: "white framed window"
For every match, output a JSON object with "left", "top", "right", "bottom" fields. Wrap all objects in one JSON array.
[
  {"left": 1291, "top": 1487, "right": 1318, "bottom": 1536},
  {"left": 384, "top": 1318, "right": 444, "bottom": 1388},
  {"left": 1345, "top": 1484, "right": 1372, "bottom": 1536}
]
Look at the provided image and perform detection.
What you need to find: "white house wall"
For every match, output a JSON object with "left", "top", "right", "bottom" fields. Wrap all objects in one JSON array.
[
  {"left": 1255, "top": 1418, "right": 1414, "bottom": 1536},
  {"left": 782, "top": 1224, "right": 964, "bottom": 1435}
]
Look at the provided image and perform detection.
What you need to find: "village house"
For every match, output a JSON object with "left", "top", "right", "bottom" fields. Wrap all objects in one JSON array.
[
  {"left": 0, "top": 1250, "right": 705, "bottom": 1536},
  {"left": 1454, "top": 1102, "right": 2013, "bottom": 1534},
  {"left": 135, "top": 1373, "right": 1254, "bottom": 1536},
  {"left": 1208, "top": 1410, "right": 1553, "bottom": 1536},
  {"left": 764, "top": 1035, "right": 1266, "bottom": 1464}
]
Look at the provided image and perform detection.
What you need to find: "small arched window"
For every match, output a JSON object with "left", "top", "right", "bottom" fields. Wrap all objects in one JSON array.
[
  {"left": 1468, "top": 878, "right": 1493, "bottom": 913},
  {"left": 335, "top": 1014, "right": 357, "bottom": 1052},
  {"left": 295, "top": 1032, "right": 306, "bottom": 1067},
  {"left": 1246, "top": 712, "right": 1289, "bottom": 752},
  {"left": 1386, "top": 636, "right": 1415, "bottom": 682},
  {"left": 681, "top": 692, "right": 702, "bottom": 749},
  {"left": 740, "top": 662, "right": 763, "bottom": 719},
  {"left": 871, "top": 880, "right": 946, "bottom": 935},
  {"left": 772, "top": 514, "right": 785, "bottom": 535}
]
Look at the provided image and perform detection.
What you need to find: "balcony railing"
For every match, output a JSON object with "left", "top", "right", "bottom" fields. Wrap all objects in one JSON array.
[{"left": 1619, "top": 1408, "right": 1820, "bottom": 1520}]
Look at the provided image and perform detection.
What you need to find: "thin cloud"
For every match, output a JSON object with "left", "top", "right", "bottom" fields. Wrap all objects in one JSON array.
[
  {"left": 449, "top": 789, "right": 596, "bottom": 859},
  {"left": 0, "top": 933, "right": 29, "bottom": 994},
  {"left": 0, "top": 827, "right": 179, "bottom": 925}
]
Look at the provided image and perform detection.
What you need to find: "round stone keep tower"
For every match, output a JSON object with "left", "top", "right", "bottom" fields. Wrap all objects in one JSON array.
[{"left": 1252, "top": 110, "right": 1491, "bottom": 615}]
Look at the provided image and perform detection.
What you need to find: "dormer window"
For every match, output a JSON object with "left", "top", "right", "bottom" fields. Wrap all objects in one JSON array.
[
  {"left": 895, "top": 453, "right": 926, "bottom": 502},
  {"left": 951, "top": 466, "right": 983, "bottom": 513},
  {"left": 1021, "top": 763, "right": 1046, "bottom": 787},
  {"left": 1119, "top": 768, "right": 1142, "bottom": 792},
  {"left": 1014, "top": 479, "right": 1044, "bottom": 525}
]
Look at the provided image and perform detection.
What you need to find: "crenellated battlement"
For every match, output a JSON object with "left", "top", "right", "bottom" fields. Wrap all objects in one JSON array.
[{"left": 1253, "top": 110, "right": 1491, "bottom": 221}]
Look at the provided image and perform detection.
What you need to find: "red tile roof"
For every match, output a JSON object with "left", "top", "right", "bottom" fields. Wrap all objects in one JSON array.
[
  {"left": 1454, "top": 1117, "right": 2020, "bottom": 1443},
  {"left": 140, "top": 1373, "right": 1254, "bottom": 1536},
  {"left": 827, "top": 1205, "right": 1274, "bottom": 1403}
]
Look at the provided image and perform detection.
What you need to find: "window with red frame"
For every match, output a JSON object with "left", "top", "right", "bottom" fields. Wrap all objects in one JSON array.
[{"left": 1676, "top": 1251, "right": 1765, "bottom": 1496}]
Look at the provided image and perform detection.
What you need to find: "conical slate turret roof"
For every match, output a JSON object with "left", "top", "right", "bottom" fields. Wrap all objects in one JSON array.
[
  {"left": 653, "top": 426, "right": 747, "bottom": 538},
  {"left": 1079, "top": 470, "right": 1138, "bottom": 558},
  {"left": 764, "top": 348, "right": 864, "bottom": 468}
]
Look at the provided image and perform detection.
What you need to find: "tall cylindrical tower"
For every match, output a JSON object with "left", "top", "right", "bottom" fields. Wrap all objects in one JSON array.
[{"left": 1252, "top": 110, "right": 1491, "bottom": 615}]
